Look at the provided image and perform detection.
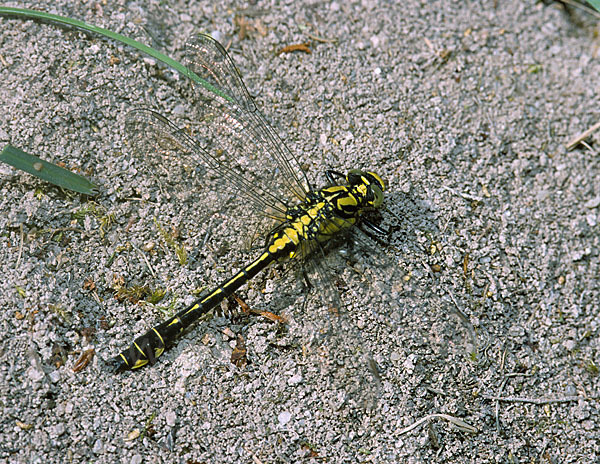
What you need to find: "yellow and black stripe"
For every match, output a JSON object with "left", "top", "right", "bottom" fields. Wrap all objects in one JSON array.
[
  {"left": 110, "top": 169, "right": 385, "bottom": 372},
  {"left": 110, "top": 250, "right": 278, "bottom": 372}
]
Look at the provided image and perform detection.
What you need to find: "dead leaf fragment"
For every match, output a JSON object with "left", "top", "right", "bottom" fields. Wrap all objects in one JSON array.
[
  {"left": 125, "top": 429, "right": 140, "bottom": 441},
  {"left": 277, "top": 43, "right": 312, "bottom": 55},
  {"left": 231, "top": 335, "right": 247, "bottom": 368},
  {"left": 72, "top": 348, "right": 95, "bottom": 372},
  {"left": 16, "top": 420, "right": 33, "bottom": 431}
]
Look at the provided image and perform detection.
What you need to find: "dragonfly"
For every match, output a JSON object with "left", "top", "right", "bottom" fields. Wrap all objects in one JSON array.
[{"left": 109, "top": 33, "right": 395, "bottom": 407}]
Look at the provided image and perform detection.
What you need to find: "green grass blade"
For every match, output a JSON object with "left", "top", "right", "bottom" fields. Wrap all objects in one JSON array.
[
  {"left": 0, "top": 144, "right": 98, "bottom": 195},
  {"left": 0, "top": 6, "right": 233, "bottom": 102},
  {"left": 586, "top": 0, "right": 600, "bottom": 12}
]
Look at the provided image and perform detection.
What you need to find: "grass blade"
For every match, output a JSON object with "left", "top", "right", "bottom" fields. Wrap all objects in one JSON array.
[
  {"left": 0, "top": 144, "right": 98, "bottom": 195},
  {"left": 586, "top": 0, "right": 600, "bottom": 13},
  {"left": 0, "top": 6, "right": 233, "bottom": 102}
]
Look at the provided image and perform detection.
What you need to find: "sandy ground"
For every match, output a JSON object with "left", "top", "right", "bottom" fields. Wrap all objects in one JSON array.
[{"left": 1, "top": 1, "right": 599, "bottom": 463}]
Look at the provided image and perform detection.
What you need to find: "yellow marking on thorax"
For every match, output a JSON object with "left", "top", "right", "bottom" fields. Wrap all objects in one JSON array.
[
  {"left": 336, "top": 192, "right": 359, "bottom": 209},
  {"left": 293, "top": 204, "right": 323, "bottom": 233},
  {"left": 324, "top": 185, "right": 347, "bottom": 194}
]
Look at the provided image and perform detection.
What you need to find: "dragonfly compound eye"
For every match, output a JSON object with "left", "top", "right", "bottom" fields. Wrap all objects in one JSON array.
[
  {"left": 346, "top": 170, "right": 385, "bottom": 208},
  {"left": 364, "top": 171, "right": 385, "bottom": 208}
]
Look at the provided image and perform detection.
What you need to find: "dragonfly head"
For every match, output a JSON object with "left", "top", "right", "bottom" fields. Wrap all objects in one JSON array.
[{"left": 346, "top": 169, "right": 385, "bottom": 209}]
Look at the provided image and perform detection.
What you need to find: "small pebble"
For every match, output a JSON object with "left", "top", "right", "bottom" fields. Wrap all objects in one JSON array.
[
  {"left": 165, "top": 410, "right": 176, "bottom": 427},
  {"left": 288, "top": 373, "right": 303, "bottom": 386},
  {"left": 92, "top": 439, "right": 103, "bottom": 454},
  {"left": 278, "top": 411, "right": 291, "bottom": 426}
]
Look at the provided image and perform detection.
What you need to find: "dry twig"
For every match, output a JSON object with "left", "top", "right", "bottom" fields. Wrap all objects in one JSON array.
[
  {"left": 482, "top": 394, "right": 594, "bottom": 405},
  {"left": 566, "top": 120, "right": 600, "bottom": 151},
  {"left": 397, "top": 413, "right": 478, "bottom": 435}
]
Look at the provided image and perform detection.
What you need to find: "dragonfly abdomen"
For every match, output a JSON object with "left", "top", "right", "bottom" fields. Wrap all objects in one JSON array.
[
  {"left": 110, "top": 250, "right": 278, "bottom": 372},
  {"left": 110, "top": 206, "right": 326, "bottom": 372}
]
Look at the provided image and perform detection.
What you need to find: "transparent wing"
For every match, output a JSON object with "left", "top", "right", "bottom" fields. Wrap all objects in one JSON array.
[
  {"left": 182, "top": 33, "right": 311, "bottom": 204},
  {"left": 279, "top": 215, "right": 401, "bottom": 411},
  {"left": 125, "top": 33, "right": 313, "bottom": 237},
  {"left": 125, "top": 108, "right": 289, "bottom": 221}
]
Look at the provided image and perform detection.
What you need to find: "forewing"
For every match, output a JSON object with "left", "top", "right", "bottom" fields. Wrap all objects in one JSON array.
[{"left": 183, "top": 34, "right": 311, "bottom": 204}]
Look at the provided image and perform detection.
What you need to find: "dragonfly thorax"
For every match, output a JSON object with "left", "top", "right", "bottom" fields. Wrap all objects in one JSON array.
[{"left": 268, "top": 170, "right": 386, "bottom": 260}]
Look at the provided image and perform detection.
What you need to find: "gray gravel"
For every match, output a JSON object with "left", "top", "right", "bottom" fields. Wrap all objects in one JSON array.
[{"left": 1, "top": 0, "right": 599, "bottom": 463}]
